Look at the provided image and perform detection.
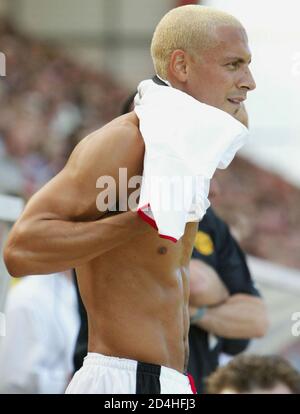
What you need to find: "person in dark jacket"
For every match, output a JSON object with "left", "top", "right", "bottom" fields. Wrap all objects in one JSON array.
[{"left": 188, "top": 206, "right": 268, "bottom": 393}]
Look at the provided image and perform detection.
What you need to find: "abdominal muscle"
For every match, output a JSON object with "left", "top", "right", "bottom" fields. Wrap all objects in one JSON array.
[{"left": 76, "top": 222, "right": 198, "bottom": 373}]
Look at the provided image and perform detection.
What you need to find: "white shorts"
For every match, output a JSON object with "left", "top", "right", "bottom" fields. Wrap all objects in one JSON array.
[{"left": 65, "top": 353, "right": 196, "bottom": 394}]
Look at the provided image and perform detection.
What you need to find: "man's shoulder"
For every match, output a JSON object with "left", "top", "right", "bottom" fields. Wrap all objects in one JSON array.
[
  {"left": 199, "top": 208, "right": 229, "bottom": 242},
  {"left": 88, "top": 113, "right": 143, "bottom": 151},
  {"left": 71, "top": 115, "right": 144, "bottom": 162},
  {"left": 67, "top": 113, "right": 144, "bottom": 173}
]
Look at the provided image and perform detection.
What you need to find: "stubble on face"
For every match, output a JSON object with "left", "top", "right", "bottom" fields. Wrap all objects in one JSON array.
[{"left": 185, "top": 24, "right": 254, "bottom": 118}]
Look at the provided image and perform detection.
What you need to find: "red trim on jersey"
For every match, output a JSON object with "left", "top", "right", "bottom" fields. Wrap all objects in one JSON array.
[
  {"left": 137, "top": 204, "right": 178, "bottom": 243},
  {"left": 187, "top": 373, "right": 197, "bottom": 394},
  {"left": 176, "top": 0, "right": 200, "bottom": 7}
]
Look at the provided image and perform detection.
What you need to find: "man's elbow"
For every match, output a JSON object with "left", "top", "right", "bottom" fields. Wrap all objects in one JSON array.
[
  {"left": 3, "top": 227, "right": 30, "bottom": 278},
  {"left": 4, "top": 244, "right": 26, "bottom": 278}
]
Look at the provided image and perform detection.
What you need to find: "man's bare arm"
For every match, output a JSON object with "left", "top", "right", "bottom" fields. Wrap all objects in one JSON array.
[
  {"left": 189, "top": 259, "right": 229, "bottom": 307},
  {"left": 190, "top": 294, "right": 269, "bottom": 338},
  {"left": 4, "top": 123, "right": 150, "bottom": 277}
]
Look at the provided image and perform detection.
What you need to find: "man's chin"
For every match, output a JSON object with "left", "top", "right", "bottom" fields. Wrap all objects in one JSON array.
[
  {"left": 206, "top": 102, "right": 239, "bottom": 119},
  {"left": 233, "top": 107, "right": 241, "bottom": 117},
  {"left": 218, "top": 104, "right": 237, "bottom": 118}
]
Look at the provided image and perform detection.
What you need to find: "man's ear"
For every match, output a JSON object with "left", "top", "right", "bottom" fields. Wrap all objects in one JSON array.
[{"left": 168, "top": 50, "right": 188, "bottom": 83}]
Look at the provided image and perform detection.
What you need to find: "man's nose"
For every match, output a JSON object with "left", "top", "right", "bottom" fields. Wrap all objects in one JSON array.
[{"left": 239, "top": 67, "right": 256, "bottom": 91}]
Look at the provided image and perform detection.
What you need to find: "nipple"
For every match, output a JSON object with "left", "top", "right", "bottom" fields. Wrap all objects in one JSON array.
[{"left": 157, "top": 246, "right": 168, "bottom": 255}]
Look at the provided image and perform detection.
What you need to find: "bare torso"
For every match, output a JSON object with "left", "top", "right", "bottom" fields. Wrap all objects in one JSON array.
[
  {"left": 77, "top": 222, "right": 197, "bottom": 373},
  {"left": 77, "top": 112, "right": 198, "bottom": 373}
]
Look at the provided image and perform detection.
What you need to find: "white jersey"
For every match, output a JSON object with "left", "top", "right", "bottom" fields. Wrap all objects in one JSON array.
[{"left": 0, "top": 272, "right": 80, "bottom": 394}]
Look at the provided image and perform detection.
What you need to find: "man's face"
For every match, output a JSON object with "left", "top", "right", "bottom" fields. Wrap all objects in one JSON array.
[{"left": 184, "top": 24, "right": 256, "bottom": 118}]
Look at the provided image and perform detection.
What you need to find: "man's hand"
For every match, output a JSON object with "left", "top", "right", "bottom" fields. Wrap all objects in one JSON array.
[{"left": 193, "top": 294, "right": 269, "bottom": 339}]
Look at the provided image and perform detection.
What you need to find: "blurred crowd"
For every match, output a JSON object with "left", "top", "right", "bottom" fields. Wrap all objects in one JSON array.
[
  {"left": 0, "top": 19, "right": 127, "bottom": 200},
  {"left": 214, "top": 157, "right": 300, "bottom": 269}
]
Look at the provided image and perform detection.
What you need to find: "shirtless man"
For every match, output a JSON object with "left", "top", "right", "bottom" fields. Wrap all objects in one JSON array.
[{"left": 3, "top": 5, "right": 256, "bottom": 394}]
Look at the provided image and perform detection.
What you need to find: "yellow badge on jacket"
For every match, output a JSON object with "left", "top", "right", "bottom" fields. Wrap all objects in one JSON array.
[{"left": 194, "top": 231, "right": 214, "bottom": 255}]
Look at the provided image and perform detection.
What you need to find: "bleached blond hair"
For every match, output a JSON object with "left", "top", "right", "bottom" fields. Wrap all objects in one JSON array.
[{"left": 151, "top": 5, "right": 243, "bottom": 79}]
